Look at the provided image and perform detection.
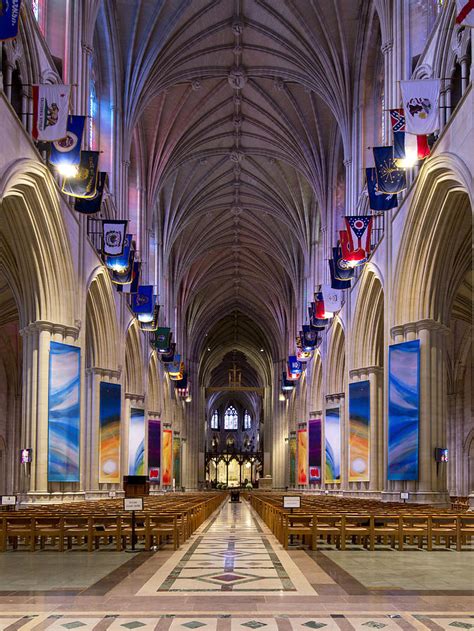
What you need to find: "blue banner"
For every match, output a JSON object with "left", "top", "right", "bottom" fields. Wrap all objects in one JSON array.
[
  {"left": 373, "top": 146, "right": 407, "bottom": 194},
  {"left": 388, "top": 340, "right": 420, "bottom": 480},
  {"left": 131, "top": 285, "right": 154, "bottom": 314},
  {"left": 48, "top": 342, "right": 80, "bottom": 482},
  {"left": 0, "top": 0, "right": 21, "bottom": 41},
  {"left": 366, "top": 167, "right": 398, "bottom": 211},
  {"left": 50, "top": 115, "right": 85, "bottom": 167}
]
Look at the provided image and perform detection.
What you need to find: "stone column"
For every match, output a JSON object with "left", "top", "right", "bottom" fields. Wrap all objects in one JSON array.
[
  {"left": 19, "top": 321, "right": 80, "bottom": 502},
  {"left": 385, "top": 320, "right": 450, "bottom": 504}
]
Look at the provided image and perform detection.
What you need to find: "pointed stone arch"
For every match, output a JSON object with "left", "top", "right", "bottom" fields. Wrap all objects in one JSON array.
[
  {"left": 393, "top": 155, "right": 472, "bottom": 328},
  {"left": 326, "top": 320, "right": 346, "bottom": 395},
  {"left": 309, "top": 352, "right": 323, "bottom": 412},
  {"left": 85, "top": 269, "right": 120, "bottom": 371},
  {"left": 125, "top": 320, "right": 144, "bottom": 396},
  {"left": 351, "top": 268, "right": 384, "bottom": 369},
  {"left": 147, "top": 351, "right": 163, "bottom": 414},
  {"left": 0, "top": 160, "right": 77, "bottom": 328}
]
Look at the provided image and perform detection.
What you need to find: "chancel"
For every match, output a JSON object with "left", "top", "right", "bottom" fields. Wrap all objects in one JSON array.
[{"left": 0, "top": 0, "right": 473, "bottom": 622}]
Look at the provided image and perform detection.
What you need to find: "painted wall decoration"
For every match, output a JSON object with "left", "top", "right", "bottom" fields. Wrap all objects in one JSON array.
[
  {"left": 162, "top": 429, "right": 173, "bottom": 485},
  {"left": 47, "top": 342, "right": 81, "bottom": 482},
  {"left": 308, "top": 418, "right": 322, "bottom": 483},
  {"left": 388, "top": 339, "right": 420, "bottom": 480},
  {"left": 349, "top": 381, "right": 370, "bottom": 481},
  {"left": 129, "top": 408, "right": 145, "bottom": 475},
  {"left": 173, "top": 435, "right": 181, "bottom": 487},
  {"left": 289, "top": 435, "right": 297, "bottom": 486},
  {"left": 148, "top": 419, "right": 161, "bottom": 483},
  {"left": 99, "top": 382, "right": 121, "bottom": 483},
  {"left": 325, "top": 407, "right": 341, "bottom": 483},
  {"left": 297, "top": 428, "right": 308, "bottom": 484}
]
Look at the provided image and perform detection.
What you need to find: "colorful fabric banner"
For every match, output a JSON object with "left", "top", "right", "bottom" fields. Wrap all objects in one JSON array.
[
  {"left": 129, "top": 408, "right": 145, "bottom": 475},
  {"left": 308, "top": 419, "right": 322, "bottom": 483},
  {"left": 289, "top": 435, "right": 297, "bottom": 486},
  {"left": 47, "top": 342, "right": 80, "bottom": 482},
  {"left": 173, "top": 435, "right": 181, "bottom": 487},
  {"left": 388, "top": 340, "right": 420, "bottom": 481},
  {"left": 99, "top": 382, "right": 121, "bottom": 483},
  {"left": 400, "top": 80, "right": 441, "bottom": 135},
  {"left": 297, "top": 428, "right": 308, "bottom": 485},
  {"left": 321, "top": 283, "right": 342, "bottom": 316},
  {"left": 349, "top": 381, "right": 370, "bottom": 482},
  {"left": 50, "top": 115, "right": 86, "bottom": 168},
  {"left": 62, "top": 150, "right": 99, "bottom": 198},
  {"left": 341, "top": 216, "right": 373, "bottom": 266},
  {"left": 373, "top": 146, "right": 407, "bottom": 194},
  {"left": 74, "top": 172, "right": 107, "bottom": 214},
  {"left": 148, "top": 419, "right": 161, "bottom": 483},
  {"left": 32, "top": 84, "right": 71, "bottom": 141},
  {"left": 162, "top": 429, "right": 173, "bottom": 485},
  {"left": 0, "top": 0, "right": 21, "bottom": 41},
  {"left": 325, "top": 407, "right": 341, "bottom": 483},
  {"left": 131, "top": 285, "right": 154, "bottom": 315},
  {"left": 152, "top": 327, "right": 172, "bottom": 352},
  {"left": 366, "top": 167, "right": 398, "bottom": 211}
]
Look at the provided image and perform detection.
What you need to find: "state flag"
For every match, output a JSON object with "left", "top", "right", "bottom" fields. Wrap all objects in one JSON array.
[
  {"left": 32, "top": 84, "right": 71, "bottom": 141},
  {"left": 400, "top": 80, "right": 441, "bottom": 135},
  {"left": 74, "top": 172, "right": 107, "bottom": 214},
  {"left": 366, "top": 167, "right": 397, "bottom": 211},
  {"left": 50, "top": 115, "right": 85, "bottom": 168},
  {"left": 390, "top": 109, "right": 430, "bottom": 162},
  {"left": 0, "top": 0, "right": 21, "bottom": 41},
  {"left": 456, "top": 1, "right": 474, "bottom": 26},
  {"left": 373, "top": 146, "right": 407, "bottom": 194},
  {"left": 62, "top": 151, "right": 99, "bottom": 198}
]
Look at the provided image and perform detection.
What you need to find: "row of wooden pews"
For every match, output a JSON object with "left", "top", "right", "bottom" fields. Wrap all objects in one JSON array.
[
  {"left": 248, "top": 492, "right": 474, "bottom": 552},
  {"left": 0, "top": 492, "right": 226, "bottom": 552}
]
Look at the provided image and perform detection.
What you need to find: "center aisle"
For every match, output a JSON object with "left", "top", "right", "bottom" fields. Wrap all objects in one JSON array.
[{"left": 138, "top": 498, "right": 316, "bottom": 594}]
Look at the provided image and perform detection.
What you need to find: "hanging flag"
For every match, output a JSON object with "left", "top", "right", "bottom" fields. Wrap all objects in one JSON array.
[
  {"left": 373, "top": 146, "right": 407, "bottom": 194},
  {"left": 389, "top": 109, "right": 430, "bottom": 162},
  {"left": 74, "top": 172, "right": 107, "bottom": 214},
  {"left": 302, "top": 324, "right": 320, "bottom": 350},
  {"left": 329, "top": 258, "right": 351, "bottom": 290},
  {"left": 400, "top": 80, "right": 441, "bottom": 135},
  {"left": 138, "top": 305, "right": 159, "bottom": 331},
  {"left": 281, "top": 372, "right": 295, "bottom": 391},
  {"left": 110, "top": 247, "right": 135, "bottom": 285},
  {"left": 102, "top": 221, "right": 128, "bottom": 256},
  {"left": 49, "top": 115, "right": 85, "bottom": 168},
  {"left": 152, "top": 328, "right": 172, "bottom": 353},
  {"left": 340, "top": 216, "right": 373, "bottom": 266},
  {"left": 62, "top": 151, "right": 99, "bottom": 198},
  {"left": 308, "top": 305, "right": 328, "bottom": 329},
  {"left": 167, "top": 354, "right": 181, "bottom": 375},
  {"left": 366, "top": 167, "right": 398, "bottom": 211},
  {"left": 32, "top": 84, "right": 71, "bottom": 141},
  {"left": 314, "top": 291, "right": 326, "bottom": 319},
  {"left": 116, "top": 261, "right": 140, "bottom": 294},
  {"left": 321, "top": 283, "right": 342, "bottom": 316},
  {"left": 160, "top": 343, "right": 176, "bottom": 364},
  {"left": 332, "top": 246, "right": 355, "bottom": 281},
  {"left": 456, "top": 0, "right": 474, "bottom": 25},
  {"left": 297, "top": 348, "right": 312, "bottom": 362},
  {"left": 0, "top": 0, "right": 21, "bottom": 41},
  {"left": 131, "top": 285, "right": 154, "bottom": 315},
  {"left": 287, "top": 355, "right": 302, "bottom": 378}
]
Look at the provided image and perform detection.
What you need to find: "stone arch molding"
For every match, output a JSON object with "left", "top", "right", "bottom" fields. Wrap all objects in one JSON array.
[
  {"left": 393, "top": 154, "right": 472, "bottom": 328},
  {"left": 351, "top": 267, "right": 384, "bottom": 369},
  {"left": 125, "top": 320, "right": 145, "bottom": 396},
  {"left": 85, "top": 268, "right": 120, "bottom": 372},
  {"left": 0, "top": 160, "right": 77, "bottom": 329}
]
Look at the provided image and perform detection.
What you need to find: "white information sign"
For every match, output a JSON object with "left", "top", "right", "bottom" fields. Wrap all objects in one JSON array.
[
  {"left": 1, "top": 495, "right": 16, "bottom": 506},
  {"left": 400, "top": 492, "right": 409, "bottom": 500},
  {"left": 283, "top": 495, "right": 301, "bottom": 509},
  {"left": 123, "top": 497, "right": 143, "bottom": 511}
]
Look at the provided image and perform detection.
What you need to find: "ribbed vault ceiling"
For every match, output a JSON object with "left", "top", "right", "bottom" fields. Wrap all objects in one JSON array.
[{"left": 112, "top": 0, "right": 367, "bottom": 386}]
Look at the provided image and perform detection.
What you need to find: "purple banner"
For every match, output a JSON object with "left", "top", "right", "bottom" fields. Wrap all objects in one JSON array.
[
  {"left": 308, "top": 418, "right": 322, "bottom": 483},
  {"left": 148, "top": 419, "right": 161, "bottom": 484}
]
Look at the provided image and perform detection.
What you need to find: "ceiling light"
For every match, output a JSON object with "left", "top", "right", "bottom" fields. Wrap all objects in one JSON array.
[
  {"left": 207, "top": 347, "right": 211, "bottom": 352},
  {"left": 260, "top": 348, "right": 264, "bottom": 352}
]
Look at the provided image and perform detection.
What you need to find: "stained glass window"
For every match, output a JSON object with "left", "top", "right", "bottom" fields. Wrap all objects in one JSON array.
[{"left": 224, "top": 406, "right": 238, "bottom": 430}]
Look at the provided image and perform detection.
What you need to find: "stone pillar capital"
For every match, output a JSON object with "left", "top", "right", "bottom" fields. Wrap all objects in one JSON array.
[
  {"left": 349, "top": 365, "right": 383, "bottom": 379},
  {"left": 86, "top": 366, "right": 122, "bottom": 379},
  {"left": 391, "top": 318, "right": 449, "bottom": 340},
  {"left": 20, "top": 320, "right": 80, "bottom": 339},
  {"left": 125, "top": 392, "right": 145, "bottom": 403}
]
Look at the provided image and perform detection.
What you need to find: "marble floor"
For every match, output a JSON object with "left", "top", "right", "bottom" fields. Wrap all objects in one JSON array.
[{"left": 0, "top": 499, "right": 473, "bottom": 625}]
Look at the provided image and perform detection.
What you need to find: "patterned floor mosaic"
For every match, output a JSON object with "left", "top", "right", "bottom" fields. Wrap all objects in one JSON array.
[
  {"left": 137, "top": 501, "right": 316, "bottom": 594},
  {"left": 0, "top": 614, "right": 473, "bottom": 631}
]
